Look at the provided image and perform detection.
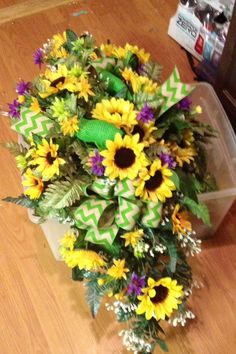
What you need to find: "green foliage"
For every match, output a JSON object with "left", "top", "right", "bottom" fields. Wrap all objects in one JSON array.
[
  {"left": 133, "top": 91, "right": 163, "bottom": 110},
  {"left": 85, "top": 274, "right": 111, "bottom": 318},
  {"left": 116, "top": 306, "right": 135, "bottom": 322},
  {"left": 41, "top": 177, "right": 86, "bottom": 209},
  {"left": 170, "top": 171, "right": 180, "bottom": 190},
  {"left": 3, "top": 195, "right": 37, "bottom": 209},
  {"left": 140, "top": 60, "right": 163, "bottom": 83},
  {"left": 4, "top": 142, "right": 26, "bottom": 156},
  {"left": 175, "top": 169, "right": 198, "bottom": 202},
  {"left": 156, "top": 338, "right": 169, "bottom": 352},
  {"left": 65, "top": 29, "right": 78, "bottom": 51},
  {"left": 182, "top": 196, "right": 211, "bottom": 226}
]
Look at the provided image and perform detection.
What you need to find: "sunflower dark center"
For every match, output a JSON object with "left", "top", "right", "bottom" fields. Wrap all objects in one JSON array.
[
  {"left": 145, "top": 170, "right": 163, "bottom": 191},
  {"left": 152, "top": 285, "right": 169, "bottom": 304},
  {"left": 114, "top": 147, "right": 135, "bottom": 168},
  {"left": 132, "top": 125, "right": 145, "bottom": 142},
  {"left": 50, "top": 76, "right": 65, "bottom": 87},
  {"left": 46, "top": 152, "right": 56, "bottom": 165}
]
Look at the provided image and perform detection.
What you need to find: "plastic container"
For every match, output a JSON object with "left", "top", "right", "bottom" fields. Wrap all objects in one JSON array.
[
  {"left": 28, "top": 83, "right": 236, "bottom": 259},
  {"left": 190, "top": 82, "right": 236, "bottom": 238}
]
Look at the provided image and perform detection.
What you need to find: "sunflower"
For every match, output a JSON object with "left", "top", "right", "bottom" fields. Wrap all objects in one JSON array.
[
  {"left": 112, "top": 44, "right": 150, "bottom": 63},
  {"left": 136, "top": 277, "right": 183, "bottom": 320},
  {"left": 122, "top": 67, "right": 158, "bottom": 94},
  {"left": 134, "top": 159, "right": 176, "bottom": 202},
  {"left": 121, "top": 229, "right": 144, "bottom": 247},
  {"left": 126, "top": 121, "right": 156, "bottom": 147},
  {"left": 92, "top": 97, "right": 137, "bottom": 129},
  {"left": 100, "top": 43, "right": 117, "bottom": 56},
  {"left": 107, "top": 259, "right": 129, "bottom": 280},
  {"left": 101, "top": 133, "right": 148, "bottom": 180},
  {"left": 30, "top": 138, "right": 65, "bottom": 180},
  {"left": 39, "top": 65, "right": 81, "bottom": 98},
  {"left": 60, "top": 116, "right": 79, "bottom": 136},
  {"left": 169, "top": 142, "right": 196, "bottom": 167},
  {"left": 60, "top": 249, "right": 106, "bottom": 270},
  {"left": 172, "top": 204, "right": 192, "bottom": 237},
  {"left": 49, "top": 31, "right": 68, "bottom": 59},
  {"left": 22, "top": 168, "right": 44, "bottom": 199}
]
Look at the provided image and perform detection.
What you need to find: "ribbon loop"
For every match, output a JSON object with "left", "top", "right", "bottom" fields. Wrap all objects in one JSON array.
[
  {"left": 74, "top": 198, "right": 114, "bottom": 229},
  {"left": 142, "top": 201, "right": 163, "bottom": 228},
  {"left": 115, "top": 197, "right": 142, "bottom": 231}
]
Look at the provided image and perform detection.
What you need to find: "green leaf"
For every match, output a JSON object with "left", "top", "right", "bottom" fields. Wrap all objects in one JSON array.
[
  {"left": 72, "top": 267, "right": 84, "bottom": 281},
  {"left": 3, "top": 142, "right": 26, "bottom": 156},
  {"left": 66, "top": 29, "right": 78, "bottom": 51},
  {"left": 133, "top": 91, "right": 163, "bottom": 110},
  {"left": 41, "top": 177, "right": 85, "bottom": 209},
  {"left": 85, "top": 275, "right": 111, "bottom": 318},
  {"left": 170, "top": 170, "right": 180, "bottom": 189},
  {"left": 182, "top": 196, "right": 211, "bottom": 226},
  {"left": 140, "top": 60, "right": 163, "bottom": 83},
  {"left": 176, "top": 169, "right": 198, "bottom": 202},
  {"left": 166, "top": 242, "right": 177, "bottom": 273},
  {"left": 3, "top": 195, "right": 37, "bottom": 209},
  {"left": 156, "top": 338, "right": 168, "bottom": 352}
]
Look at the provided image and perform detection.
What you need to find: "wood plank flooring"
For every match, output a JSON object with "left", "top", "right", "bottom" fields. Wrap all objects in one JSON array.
[{"left": 0, "top": 1, "right": 235, "bottom": 353}]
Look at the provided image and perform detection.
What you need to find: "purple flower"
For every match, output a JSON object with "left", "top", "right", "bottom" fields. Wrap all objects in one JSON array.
[
  {"left": 33, "top": 48, "right": 44, "bottom": 67},
  {"left": 16, "top": 80, "right": 30, "bottom": 95},
  {"left": 127, "top": 272, "right": 146, "bottom": 296},
  {"left": 137, "top": 103, "right": 155, "bottom": 124},
  {"left": 90, "top": 150, "right": 105, "bottom": 176},
  {"left": 8, "top": 99, "right": 20, "bottom": 119},
  {"left": 159, "top": 152, "right": 177, "bottom": 169},
  {"left": 177, "top": 97, "right": 192, "bottom": 111}
]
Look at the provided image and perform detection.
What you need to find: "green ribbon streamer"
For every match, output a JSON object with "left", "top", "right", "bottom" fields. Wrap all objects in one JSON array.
[
  {"left": 99, "top": 70, "right": 132, "bottom": 100},
  {"left": 158, "top": 67, "right": 195, "bottom": 116},
  {"left": 75, "top": 118, "right": 124, "bottom": 149},
  {"left": 74, "top": 179, "right": 163, "bottom": 247}
]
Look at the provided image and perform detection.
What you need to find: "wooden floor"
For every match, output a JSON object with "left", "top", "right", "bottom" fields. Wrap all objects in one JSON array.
[{"left": 0, "top": 1, "right": 235, "bottom": 353}]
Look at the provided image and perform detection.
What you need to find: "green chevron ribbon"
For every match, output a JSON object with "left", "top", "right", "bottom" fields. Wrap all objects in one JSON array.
[
  {"left": 91, "top": 178, "right": 116, "bottom": 199},
  {"left": 85, "top": 224, "right": 119, "bottom": 249},
  {"left": 159, "top": 67, "right": 195, "bottom": 116},
  {"left": 11, "top": 108, "right": 54, "bottom": 138},
  {"left": 115, "top": 196, "right": 142, "bottom": 231},
  {"left": 142, "top": 201, "right": 163, "bottom": 228},
  {"left": 74, "top": 179, "right": 163, "bottom": 247}
]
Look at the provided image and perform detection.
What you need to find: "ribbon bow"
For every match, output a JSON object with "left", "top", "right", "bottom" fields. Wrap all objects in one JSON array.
[{"left": 73, "top": 179, "right": 163, "bottom": 248}]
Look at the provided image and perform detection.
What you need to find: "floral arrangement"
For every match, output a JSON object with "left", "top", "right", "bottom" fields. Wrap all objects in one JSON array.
[{"left": 4, "top": 30, "right": 217, "bottom": 353}]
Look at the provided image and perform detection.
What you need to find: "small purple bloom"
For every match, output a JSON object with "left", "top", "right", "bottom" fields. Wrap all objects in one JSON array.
[
  {"left": 90, "top": 150, "right": 105, "bottom": 176},
  {"left": 16, "top": 80, "right": 30, "bottom": 95},
  {"left": 8, "top": 99, "right": 20, "bottom": 119},
  {"left": 127, "top": 272, "right": 146, "bottom": 296},
  {"left": 177, "top": 97, "right": 192, "bottom": 111},
  {"left": 137, "top": 103, "right": 155, "bottom": 124},
  {"left": 159, "top": 152, "right": 177, "bottom": 169},
  {"left": 33, "top": 48, "right": 44, "bottom": 67}
]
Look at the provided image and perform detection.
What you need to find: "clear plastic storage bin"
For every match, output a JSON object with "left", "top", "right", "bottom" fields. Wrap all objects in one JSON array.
[{"left": 190, "top": 83, "right": 236, "bottom": 238}]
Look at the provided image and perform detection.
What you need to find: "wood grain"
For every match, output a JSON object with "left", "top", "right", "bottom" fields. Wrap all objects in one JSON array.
[
  {"left": 0, "top": 0, "right": 71, "bottom": 24},
  {"left": 0, "top": 1, "right": 235, "bottom": 353}
]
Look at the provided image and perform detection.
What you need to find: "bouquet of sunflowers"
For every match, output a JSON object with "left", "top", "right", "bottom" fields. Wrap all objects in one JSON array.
[{"left": 4, "top": 30, "right": 217, "bottom": 353}]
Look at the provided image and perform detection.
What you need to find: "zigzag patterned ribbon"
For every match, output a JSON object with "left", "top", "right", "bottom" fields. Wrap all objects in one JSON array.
[
  {"left": 11, "top": 108, "right": 54, "bottom": 138},
  {"left": 74, "top": 179, "right": 163, "bottom": 247},
  {"left": 142, "top": 201, "right": 163, "bottom": 228},
  {"left": 159, "top": 67, "right": 194, "bottom": 116}
]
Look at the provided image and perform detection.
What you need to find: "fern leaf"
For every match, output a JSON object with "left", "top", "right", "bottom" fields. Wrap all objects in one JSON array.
[
  {"left": 139, "top": 60, "right": 163, "bottom": 83},
  {"left": 183, "top": 196, "right": 211, "bottom": 226},
  {"left": 4, "top": 142, "right": 26, "bottom": 156},
  {"left": 41, "top": 177, "right": 85, "bottom": 209},
  {"left": 133, "top": 91, "right": 163, "bottom": 110},
  {"left": 3, "top": 195, "right": 37, "bottom": 208}
]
